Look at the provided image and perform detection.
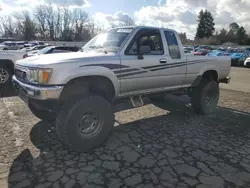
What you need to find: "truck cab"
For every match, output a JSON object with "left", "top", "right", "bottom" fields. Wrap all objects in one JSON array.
[{"left": 12, "top": 26, "right": 231, "bottom": 152}]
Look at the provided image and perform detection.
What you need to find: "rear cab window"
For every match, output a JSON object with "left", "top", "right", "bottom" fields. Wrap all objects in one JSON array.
[{"left": 164, "top": 30, "right": 181, "bottom": 59}]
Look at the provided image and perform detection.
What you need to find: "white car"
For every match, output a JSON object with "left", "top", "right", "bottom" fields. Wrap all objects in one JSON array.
[
  {"left": 0, "top": 41, "right": 18, "bottom": 50},
  {"left": 19, "top": 45, "right": 47, "bottom": 52},
  {"left": 244, "top": 57, "right": 250, "bottom": 68},
  {"left": 16, "top": 41, "right": 25, "bottom": 49}
]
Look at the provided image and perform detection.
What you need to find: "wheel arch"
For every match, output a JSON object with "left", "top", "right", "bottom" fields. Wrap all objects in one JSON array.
[
  {"left": 60, "top": 75, "right": 117, "bottom": 102},
  {"left": 191, "top": 69, "right": 218, "bottom": 87},
  {"left": 0, "top": 59, "right": 14, "bottom": 74}
]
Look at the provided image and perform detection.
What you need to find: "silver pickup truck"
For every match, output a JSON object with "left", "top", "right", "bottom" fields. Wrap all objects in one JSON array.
[{"left": 12, "top": 26, "right": 231, "bottom": 152}]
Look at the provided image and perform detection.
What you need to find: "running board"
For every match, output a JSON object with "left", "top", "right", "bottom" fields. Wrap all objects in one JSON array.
[{"left": 130, "top": 95, "right": 144, "bottom": 107}]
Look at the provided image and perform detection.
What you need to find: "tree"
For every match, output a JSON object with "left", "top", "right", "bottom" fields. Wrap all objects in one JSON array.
[
  {"left": 61, "top": 6, "right": 74, "bottom": 41},
  {"left": 0, "top": 16, "right": 16, "bottom": 37},
  {"left": 195, "top": 10, "right": 215, "bottom": 39},
  {"left": 13, "top": 11, "right": 37, "bottom": 40},
  {"left": 34, "top": 5, "right": 48, "bottom": 39},
  {"left": 179, "top": 32, "right": 187, "bottom": 44},
  {"left": 229, "top": 22, "right": 239, "bottom": 34},
  {"left": 72, "top": 9, "right": 89, "bottom": 41},
  {"left": 218, "top": 28, "right": 228, "bottom": 44},
  {"left": 237, "top": 26, "right": 247, "bottom": 45}
]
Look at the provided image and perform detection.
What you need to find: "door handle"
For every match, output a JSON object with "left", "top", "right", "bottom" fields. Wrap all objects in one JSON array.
[{"left": 160, "top": 58, "right": 167, "bottom": 64}]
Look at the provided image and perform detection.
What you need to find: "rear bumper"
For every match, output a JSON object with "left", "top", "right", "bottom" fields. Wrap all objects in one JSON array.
[
  {"left": 219, "top": 77, "right": 231, "bottom": 84},
  {"left": 12, "top": 75, "right": 64, "bottom": 100}
]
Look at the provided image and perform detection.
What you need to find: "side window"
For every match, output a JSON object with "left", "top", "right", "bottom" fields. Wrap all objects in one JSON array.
[
  {"left": 125, "top": 29, "right": 164, "bottom": 55},
  {"left": 68, "top": 47, "right": 79, "bottom": 52},
  {"left": 164, "top": 31, "right": 181, "bottom": 59}
]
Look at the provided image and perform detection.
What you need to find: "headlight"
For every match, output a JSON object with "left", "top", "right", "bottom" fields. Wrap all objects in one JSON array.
[{"left": 26, "top": 68, "right": 53, "bottom": 84}]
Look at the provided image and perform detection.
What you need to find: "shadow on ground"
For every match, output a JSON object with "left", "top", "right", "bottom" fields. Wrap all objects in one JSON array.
[
  {"left": 0, "top": 85, "right": 16, "bottom": 98},
  {"left": 8, "top": 96, "right": 250, "bottom": 188}
]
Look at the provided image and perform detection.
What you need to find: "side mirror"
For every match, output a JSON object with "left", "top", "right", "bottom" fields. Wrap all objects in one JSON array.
[{"left": 138, "top": 46, "right": 151, "bottom": 59}]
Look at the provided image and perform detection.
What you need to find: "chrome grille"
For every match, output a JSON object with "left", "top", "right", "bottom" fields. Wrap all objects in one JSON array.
[{"left": 15, "top": 69, "right": 27, "bottom": 81}]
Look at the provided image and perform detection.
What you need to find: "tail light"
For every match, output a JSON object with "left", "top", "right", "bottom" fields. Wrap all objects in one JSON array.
[{"left": 23, "top": 54, "right": 28, "bottom": 58}]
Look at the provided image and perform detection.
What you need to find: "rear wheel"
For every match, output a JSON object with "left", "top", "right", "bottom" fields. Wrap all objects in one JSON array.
[
  {"left": 190, "top": 78, "right": 219, "bottom": 114},
  {"left": 56, "top": 94, "right": 114, "bottom": 152}
]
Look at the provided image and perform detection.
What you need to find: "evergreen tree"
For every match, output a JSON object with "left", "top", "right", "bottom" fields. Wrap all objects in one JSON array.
[
  {"left": 237, "top": 26, "right": 247, "bottom": 45},
  {"left": 195, "top": 10, "right": 215, "bottom": 39},
  {"left": 218, "top": 28, "right": 228, "bottom": 44},
  {"left": 229, "top": 22, "right": 239, "bottom": 34}
]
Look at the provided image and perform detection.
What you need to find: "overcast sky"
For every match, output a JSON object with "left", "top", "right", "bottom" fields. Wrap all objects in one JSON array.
[{"left": 1, "top": 0, "right": 250, "bottom": 39}]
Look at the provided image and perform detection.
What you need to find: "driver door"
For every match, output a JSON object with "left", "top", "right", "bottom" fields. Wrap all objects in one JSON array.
[{"left": 119, "top": 28, "right": 170, "bottom": 94}]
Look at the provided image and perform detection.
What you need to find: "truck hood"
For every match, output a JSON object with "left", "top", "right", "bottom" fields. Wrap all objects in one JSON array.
[{"left": 15, "top": 50, "right": 116, "bottom": 67}]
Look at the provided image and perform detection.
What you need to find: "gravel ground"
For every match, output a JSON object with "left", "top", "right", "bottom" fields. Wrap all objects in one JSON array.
[{"left": 0, "top": 67, "right": 250, "bottom": 188}]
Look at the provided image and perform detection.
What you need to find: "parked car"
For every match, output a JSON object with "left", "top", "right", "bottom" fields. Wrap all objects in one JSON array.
[
  {"left": 230, "top": 52, "right": 249, "bottom": 66},
  {"left": 244, "top": 47, "right": 250, "bottom": 52},
  {"left": 0, "top": 41, "right": 26, "bottom": 50},
  {"left": 193, "top": 49, "right": 208, "bottom": 56},
  {"left": 13, "top": 26, "right": 231, "bottom": 152},
  {"left": 0, "top": 41, "right": 18, "bottom": 50},
  {"left": 194, "top": 45, "right": 213, "bottom": 52},
  {"left": 207, "top": 51, "right": 224, "bottom": 56},
  {"left": 184, "top": 50, "right": 194, "bottom": 55},
  {"left": 183, "top": 47, "right": 194, "bottom": 55},
  {"left": 244, "top": 57, "right": 250, "bottom": 68},
  {"left": 224, "top": 49, "right": 237, "bottom": 56},
  {"left": 30, "top": 41, "right": 45, "bottom": 46},
  {"left": 26, "top": 46, "right": 80, "bottom": 57},
  {"left": 16, "top": 41, "right": 25, "bottom": 49},
  {"left": 20, "top": 45, "right": 48, "bottom": 52}
]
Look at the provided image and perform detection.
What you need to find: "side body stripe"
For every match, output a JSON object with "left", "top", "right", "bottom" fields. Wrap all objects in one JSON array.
[{"left": 79, "top": 59, "right": 213, "bottom": 78}]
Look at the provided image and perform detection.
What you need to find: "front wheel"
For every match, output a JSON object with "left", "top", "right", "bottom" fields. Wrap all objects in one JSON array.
[
  {"left": 56, "top": 94, "right": 114, "bottom": 152},
  {"left": 0, "top": 66, "right": 11, "bottom": 86},
  {"left": 190, "top": 78, "right": 219, "bottom": 114}
]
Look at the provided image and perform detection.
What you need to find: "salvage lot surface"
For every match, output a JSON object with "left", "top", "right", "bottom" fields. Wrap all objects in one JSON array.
[{"left": 0, "top": 67, "right": 250, "bottom": 188}]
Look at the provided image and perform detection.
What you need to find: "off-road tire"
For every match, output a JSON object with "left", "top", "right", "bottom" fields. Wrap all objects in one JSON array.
[
  {"left": 28, "top": 101, "right": 57, "bottom": 122},
  {"left": 0, "top": 65, "right": 12, "bottom": 86},
  {"left": 56, "top": 94, "right": 114, "bottom": 152},
  {"left": 190, "top": 78, "right": 219, "bottom": 114}
]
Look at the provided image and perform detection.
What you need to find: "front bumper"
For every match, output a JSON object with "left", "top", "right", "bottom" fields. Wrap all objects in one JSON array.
[{"left": 12, "top": 75, "right": 64, "bottom": 100}]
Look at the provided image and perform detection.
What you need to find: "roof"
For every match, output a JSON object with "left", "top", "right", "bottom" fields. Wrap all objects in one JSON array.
[{"left": 110, "top": 25, "right": 176, "bottom": 32}]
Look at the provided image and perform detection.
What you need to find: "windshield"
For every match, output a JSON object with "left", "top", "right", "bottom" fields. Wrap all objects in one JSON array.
[
  {"left": 82, "top": 28, "right": 134, "bottom": 52},
  {"left": 38, "top": 46, "right": 53, "bottom": 54}
]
